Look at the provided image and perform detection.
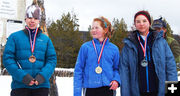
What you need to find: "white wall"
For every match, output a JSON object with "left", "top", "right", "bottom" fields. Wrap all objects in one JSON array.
[{"left": 0, "top": 0, "right": 26, "bottom": 45}]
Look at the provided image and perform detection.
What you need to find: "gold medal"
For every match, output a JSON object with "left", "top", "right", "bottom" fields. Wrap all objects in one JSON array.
[
  {"left": 92, "top": 38, "right": 107, "bottom": 74},
  {"left": 29, "top": 55, "right": 36, "bottom": 63},
  {"left": 95, "top": 66, "right": 102, "bottom": 74}
]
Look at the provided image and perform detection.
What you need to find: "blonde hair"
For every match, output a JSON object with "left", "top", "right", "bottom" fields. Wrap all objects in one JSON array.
[{"left": 93, "top": 16, "right": 114, "bottom": 38}]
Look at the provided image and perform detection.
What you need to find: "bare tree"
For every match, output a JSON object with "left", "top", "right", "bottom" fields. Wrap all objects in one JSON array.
[{"left": 32, "top": 0, "right": 59, "bottom": 96}]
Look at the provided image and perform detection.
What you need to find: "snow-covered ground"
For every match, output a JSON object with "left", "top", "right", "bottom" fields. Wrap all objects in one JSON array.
[
  {"left": 1, "top": 72, "right": 180, "bottom": 96},
  {"left": 0, "top": 75, "right": 120, "bottom": 96}
]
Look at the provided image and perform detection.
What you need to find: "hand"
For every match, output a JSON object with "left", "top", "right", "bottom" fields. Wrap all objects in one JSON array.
[
  {"left": 109, "top": 80, "right": 119, "bottom": 90},
  {"left": 34, "top": 80, "right": 39, "bottom": 85},
  {"left": 29, "top": 79, "right": 35, "bottom": 86}
]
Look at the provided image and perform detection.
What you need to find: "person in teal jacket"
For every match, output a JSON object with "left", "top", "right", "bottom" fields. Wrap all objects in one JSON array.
[
  {"left": 120, "top": 10, "right": 177, "bottom": 96},
  {"left": 74, "top": 16, "right": 121, "bottom": 96},
  {"left": 3, "top": 5, "right": 57, "bottom": 96}
]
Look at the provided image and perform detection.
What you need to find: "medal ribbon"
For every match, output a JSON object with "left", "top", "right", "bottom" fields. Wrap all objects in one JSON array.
[
  {"left": 137, "top": 32, "right": 150, "bottom": 92},
  {"left": 92, "top": 37, "right": 108, "bottom": 64},
  {"left": 137, "top": 32, "right": 150, "bottom": 58},
  {"left": 26, "top": 26, "right": 38, "bottom": 54}
]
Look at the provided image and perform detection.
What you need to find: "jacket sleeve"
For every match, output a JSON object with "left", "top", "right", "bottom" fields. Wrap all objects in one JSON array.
[
  {"left": 74, "top": 45, "right": 87, "bottom": 96},
  {"left": 38, "top": 39, "right": 57, "bottom": 82},
  {"left": 119, "top": 46, "right": 131, "bottom": 96},
  {"left": 112, "top": 47, "right": 121, "bottom": 85},
  {"left": 3, "top": 34, "right": 28, "bottom": 82},
  {"left": 165, "top": 41, "right": 178, "bottom": 81}
]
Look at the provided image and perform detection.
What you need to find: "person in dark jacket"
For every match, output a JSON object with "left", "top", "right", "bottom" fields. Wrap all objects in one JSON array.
[
  {"left": 152, "top": 17, "right": 180, "bottom": 66},
  {"left": 173, "top": 34, "right": 180, "bottom": 44},
  {"left": 120, "top": 10, "right": 177, "bottom": 96},
  {"left": 3, "top": 5, "right": 57, "bottom": 96},
  {"left": 74, "top": 16, "right": 121, "bottom": 96}
]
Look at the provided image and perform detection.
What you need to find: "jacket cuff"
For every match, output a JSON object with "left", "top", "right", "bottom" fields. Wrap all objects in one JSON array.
[
  {"left": 35, "top": 74, "right": 45, "bottom": 85},
  {"left": 22, "top": 74, "right": 34, "bottom": 85}
]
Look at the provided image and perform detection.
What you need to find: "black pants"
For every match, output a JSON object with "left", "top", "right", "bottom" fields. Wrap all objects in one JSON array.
[
  {"left": 85, "top": 86, "right": 114, "bottom": 96},
  {"left": 140, "top": 92, "right": 158, "bottom": 96},
  {"left": 11, "top": 88, "right": 49, "bottom": 96}
]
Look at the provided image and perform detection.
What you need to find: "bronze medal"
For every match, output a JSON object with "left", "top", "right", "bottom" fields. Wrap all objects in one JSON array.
[
  {"left": 29, "top": 55, "right": 36, "bottom": 63},
  {"left": 26, "top": 27, "right": 38, "bottom": 63},
  {"left": 95, "top": 66, "right": 102, "bottom": 74}
]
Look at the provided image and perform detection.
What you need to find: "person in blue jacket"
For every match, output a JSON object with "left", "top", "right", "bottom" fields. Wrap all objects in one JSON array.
[
  {"left": 3, "top": 5, "right": 57, "bottom": 96},
  {"left": 119, "top": 10, "right": 177, "bottom": 96},
  {"left": 74, "top": 16, "right": 121, "bottom": 96}
]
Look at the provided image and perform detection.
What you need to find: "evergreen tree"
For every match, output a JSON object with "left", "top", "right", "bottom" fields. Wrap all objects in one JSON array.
[
  {"left": 163, "top": 18, "right": 173, "bottom": 37},
  {"left": 86, "top": 25, "right": 92, "bottom": 41},
  {"left": 48, "top": 12, "right": 83, "bottom": 68},
  {"left": 111, "top": 18, "right": 128, "bottom": 52}
]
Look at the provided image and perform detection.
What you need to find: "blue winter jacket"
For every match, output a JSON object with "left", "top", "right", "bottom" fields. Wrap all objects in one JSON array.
[
  {"left": 120, "top": 31, "right": 177, "bottom": 96},
  {"left": 74, "top": 38, "right": 121, "bottom": 96},
  {"left": 3, "top": 28, "right": 57, "bottom": 89}
]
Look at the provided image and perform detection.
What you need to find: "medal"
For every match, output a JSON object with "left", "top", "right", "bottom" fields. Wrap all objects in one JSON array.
[
  {"left": 92, "top": 37, "right": 108, "bottom": 74},
  {"left": 29, "top": 55, "right": 36, "bottom": 63},
  {"left": 26, "top": 26, "right": 38, "bottom": 63},
  {"left": 137, "top": 32, "right": 150, "bottom": 67},
  {"left": 141, "top": 58, "right": 148, "bottom": 67},
  {"left": 95, "top": 66, "right": 102, "bottom": 74}
]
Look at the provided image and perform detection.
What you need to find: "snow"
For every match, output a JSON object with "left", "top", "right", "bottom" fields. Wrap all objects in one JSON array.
[
  {"left": 0, "top": 75, "right": 120, "bottom": 96},
  {"left": 55, "top": 68, "right": 74, "bottom": 72},
  {"left": 56, "top": 77, "right": 74, "bottom": 96},
  {"left": 1, "top": 73, "right": 179, "bottom": 96},
  {"left": 0, "top": 76, "right": 11, "bottom": 95}
]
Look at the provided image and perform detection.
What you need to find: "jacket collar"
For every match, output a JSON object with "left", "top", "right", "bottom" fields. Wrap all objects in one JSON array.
[
  {"left": 124, "top": 29, "right": 162, "bottom": 48},
  {"left": 23, "top": 27, "right": 42, "bottom": 36},
  {"left": 92, "top": 38, "right": 109, "bottom": 44},
  {"left": 154, "top": 30, "right": 163, "bottom": 40}
]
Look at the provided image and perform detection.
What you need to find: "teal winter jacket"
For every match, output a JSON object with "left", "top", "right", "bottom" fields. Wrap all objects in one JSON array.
[{"left": 3, "top": 28, "right": 57, "bottom": 89}]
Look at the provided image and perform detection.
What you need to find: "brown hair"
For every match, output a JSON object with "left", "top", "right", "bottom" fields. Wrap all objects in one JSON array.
[{"left": 93, "top": 16, "right": 114, "bottom": 38}]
